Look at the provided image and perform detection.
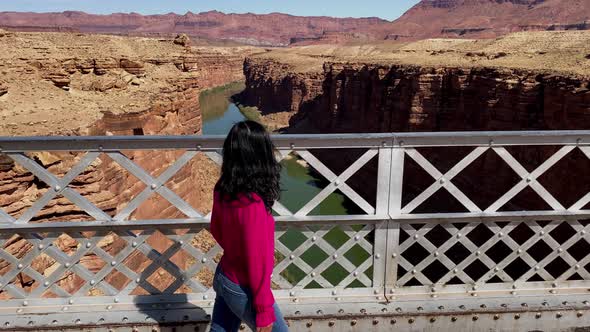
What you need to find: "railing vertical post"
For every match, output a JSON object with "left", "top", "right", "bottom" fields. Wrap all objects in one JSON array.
[
  {"left": 385, "top": 138, "right": 405, "bottom": 300},
  {"left": 372, "top": 141, "right": 394, "bottom": 295}
]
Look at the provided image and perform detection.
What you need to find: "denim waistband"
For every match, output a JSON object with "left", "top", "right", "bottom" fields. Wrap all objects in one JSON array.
[{"left": 215, "top": 265, "right": 250, "bottom": 295}]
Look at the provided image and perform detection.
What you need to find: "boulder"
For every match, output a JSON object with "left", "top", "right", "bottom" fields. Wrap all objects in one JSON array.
[{"left": 174, "top": 33, "right": 191, "bottom": 47}]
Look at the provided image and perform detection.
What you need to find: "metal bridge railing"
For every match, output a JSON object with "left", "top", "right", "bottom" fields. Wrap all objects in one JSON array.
[{"left": 0, "top": 131, "right": 590, "bottom": 330}]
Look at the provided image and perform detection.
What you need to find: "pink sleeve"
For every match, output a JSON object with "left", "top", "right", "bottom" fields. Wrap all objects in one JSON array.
[{"left": 240, "top": 199, "right": 276, "bottom": 327}]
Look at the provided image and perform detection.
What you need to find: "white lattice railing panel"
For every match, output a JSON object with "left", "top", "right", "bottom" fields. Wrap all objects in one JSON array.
[
  {"left": 391, "top": 219, "right": 590, "bottom": 297},
  {"left": 273, "top": 224, "right": 376, "bottom": 291},
  {"left": 0, "top": 227, "right": 224, "bottom": 301}
]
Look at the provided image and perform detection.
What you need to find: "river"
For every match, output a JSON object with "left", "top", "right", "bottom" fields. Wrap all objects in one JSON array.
[{"left": 200, "top": 82, "right": 370, "bottom": 288}]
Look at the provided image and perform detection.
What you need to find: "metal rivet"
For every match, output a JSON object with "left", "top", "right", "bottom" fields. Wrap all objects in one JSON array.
[
  {"left": 202, "top": 258, "right": 207, "bottom": 263},
  {"left": 306, "top": 322, "right": 313, "bottom": 328},
  {"left": 453, "top": 268, "right": 458, "bottom": 274},
  {"left": 353, "top": 271, "right": 359, "bottom": 276},
  {"left": 332, "top": 290, "right": 337, "bottom": 296},
  {"left": 328, "top": 321, "right": 335, "bottom": 327},
  {"left": 334, "top": 179, "right": 341, "bottom": 186},
  {"left": 290, "top": 291, "right": 295, "bottom": 296},
  {"left": 312, "top": 236, "right": 318, "bottom": 242},
  {"left": 515, "top": 314, "right": 521, "bottom": 319},
  {"left": 540, "top": 231, "right": 545, "bottom": 235},
  {"left": 412, "top": 269, "right": 417, "bottom": 274},
  {"left": 289, "top": 254, "right": 295, "bottom": 260},
  {"left": 114, "top": 298, "right": 119, "bottom": 303},
  {"left": 17, "top": 308, "right": 23, "bottom": 313},
  {"left": 62, "top": 306, "right": 68, "bottom": 311},
  {"left": 451, "top": 316, "right": 458, "bottom": 322},
  {"left": 408, "top": 318, "right": 415, "bottom": 324},
  {"left": 434, "top": 251, "right": 439, "bottom": 257},
  {"left": 517, "top": 249, "right": 522, "bottom": 254},
  {"left": 578, "top": 311, "right": 584, "bottom": 318},
  {"left": 107, "top": 305, "right": 113, "bottom": 310},
  {"left": 556, "top": 312, "right": 563, "bottom": 318},
  {"left": 494, "top": 267, "right": 500, "bottom": 272},
  {"left": 373, "top": 319, "right": 379, "bottom": 325},
  {"left": 54, "top": 185, "right": 61, "bottom": 191},
  {"left": 44, "top": 281, "right": 50, "bottom": 286},
  {"left": 86, "top": 242, "right": 91, "bottom": 248},
  {"left": 122, "top": 317, "right": 128, "bottom": 322},
  {"left": 333, "top": 254, "right": 338, "bottom": 259},
  {"left": 440, "top": 178, "right": 445, "bottom": 184},
  {"left": 457, "top": 233, "right": 462, "bottom": 238},
  {"left": 392, "top": 253, "right": 397, "bottom": 258},
  {"left": 535, "top": 265, "right": 540, "bottom": 270},
  {"left": 391, "top": 319, "right": 397, "bottom": 324},
  {"left": 472, "top": 285, "right": 478, "bottom": 290},
  {"left": 69, "top": 299, "right": 74, "bottom": 304},
  {"left": 196, "top": 144, "right": 202, "bottom": 150},
  {"left": 239, "top": 324, "right": 246, "bottom": 330},
  {"left": 75, "top": 319, "right": 81, "bottom": 324},
  {"left": 414, "top": 234, "right": 419, "bottom": 239},
  {"left": 576, "top": 264, "right": 581, "bottom": 270},
  {"left": 493, "top": 314, "right": 500, "bottom": 320},
  {"left": 135, "top": 278, "right": 141, "bottom": 283},
  {"left": 38, "top": 244, "right": 44, "bottom": 250},
  {"left": 17, "top": 264, "right": 23, "bottom": 269},
  {"left": 499, "top": 232, "right": 504, "bottom": 237},
  {"left": 203, "top": 295, "right": 208, "bottom": 300},
  {"left": 526, "top": 177, "right": 532, "bottom": 183},
  {"left": 311, "top": 272, "right": 316, "bottom": 277},
  {"left": 511, "top": 291, "right": 517, "bottom": 295},
  {"left": 375, "top": 253, "right": 381, "bottom": 259},
  {"left": 558, "top": 248, "right": 564, "bottom": 253},
  {"left": 90, "top": 280, "right": 96, "bottom": 285},
  {"left": 290, "top": 143, "right": 295, "bottom": 149},
  {"left": 65, "top": 263, "right": 71, "bottom": 268},
  {"left": 476, "top": 251, "right": 481, "bottom": 256},
  {"left": 473, "top": 315, "right": 479, "bottom": 321},
  {"left": 351, "top": 319, "right": 357, "bottom": 326},
  {"left": 98, "top": 145, "right": 104, "bottom": 151},
  {"left": 22, "top": 301, "right": 28, "bottom": 306},
  {"left": 430, "top": 317, "right": 436, "bottom": 323},
  {"left": 335, "top": 297, "right": 341, "bottom": 301},
  {"left": 111, "top": 261, "right": 117, "bottom": 266},
  {"left": 132, "top": 242, "right": 138, "bottom": 247},
  {"left": 551, "top": 289, "right": 557, "bottom": 294},
  {"left": 553, "top": 282, "right": 558, "bottom": 288},
  {"left": 535, "top": 312, "right": 542, "bottom": 318},
  {"left": 150, "top": 183, "right": 157, "bottom": 190}
]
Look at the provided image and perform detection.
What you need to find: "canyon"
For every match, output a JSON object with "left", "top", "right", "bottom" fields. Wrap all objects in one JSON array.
[
  {"left": 0, "top": 31, "right": 251, "bottom": 296},
  {"left": 238, "top": 31, "right": 590, "bottom": 213},
  {"left": 1, "top": 0, "right": 589, "bottom": 45}
]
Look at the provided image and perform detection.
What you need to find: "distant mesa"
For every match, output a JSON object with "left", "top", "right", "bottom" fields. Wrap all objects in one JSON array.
[{"left": 0, "top": 0, "right": 588, "bottom": 45}]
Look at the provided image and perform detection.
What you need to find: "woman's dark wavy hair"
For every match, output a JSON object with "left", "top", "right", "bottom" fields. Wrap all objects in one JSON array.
[{"left": 216, "top": 121, "right": 281, "bottom": 212}]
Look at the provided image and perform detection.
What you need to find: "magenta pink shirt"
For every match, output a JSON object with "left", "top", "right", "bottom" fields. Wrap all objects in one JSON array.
[{"left": 210, "top": 191, "right": 276, "bottom": 327}]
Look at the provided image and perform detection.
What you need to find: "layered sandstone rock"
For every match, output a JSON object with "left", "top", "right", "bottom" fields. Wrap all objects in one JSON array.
[
  {"left": 239, "top": 31, "right": 590, "bottom": 212},
  {"left": 0, "top": 32, "right": 251, "bottom": 297}
]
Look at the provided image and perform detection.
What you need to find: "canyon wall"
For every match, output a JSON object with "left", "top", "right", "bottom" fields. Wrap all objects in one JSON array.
[
  {"left": 0, "top": 32, "right": 247, "bottom": 296},
  {"left": 239, "top": 43, "right": 590, "bottom": 214}
]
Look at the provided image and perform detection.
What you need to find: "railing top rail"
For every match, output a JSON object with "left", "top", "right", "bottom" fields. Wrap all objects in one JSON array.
[{"left": 0, "top": 130, "right": 590, "bottom": 151}]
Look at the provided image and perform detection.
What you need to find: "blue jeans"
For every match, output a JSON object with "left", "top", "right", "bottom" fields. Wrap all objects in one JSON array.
[{"left": 210, "top": 266, "right": 289, "bottom": 332}]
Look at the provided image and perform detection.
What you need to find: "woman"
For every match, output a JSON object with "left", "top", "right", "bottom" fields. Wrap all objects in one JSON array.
[{"left": 210, "top": 121, "right": 289, "bottom": 332}]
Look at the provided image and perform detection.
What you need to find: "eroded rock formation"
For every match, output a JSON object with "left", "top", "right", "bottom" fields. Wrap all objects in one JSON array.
[
  {"left": 0, "top": 32, "right": 250, "bottom": 296},
  {"left": 239, "top": 31, "right": 590, "bottom": 214}
]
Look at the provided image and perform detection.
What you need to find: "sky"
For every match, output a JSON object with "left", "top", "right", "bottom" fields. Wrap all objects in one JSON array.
[{"left": 0, "top": 0, "right": 421, "bottom": 21}]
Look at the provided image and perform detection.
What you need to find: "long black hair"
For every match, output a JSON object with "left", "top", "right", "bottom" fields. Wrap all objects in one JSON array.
[{"left": 216, "top": 121, "right": 281, "bottom": 212}]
